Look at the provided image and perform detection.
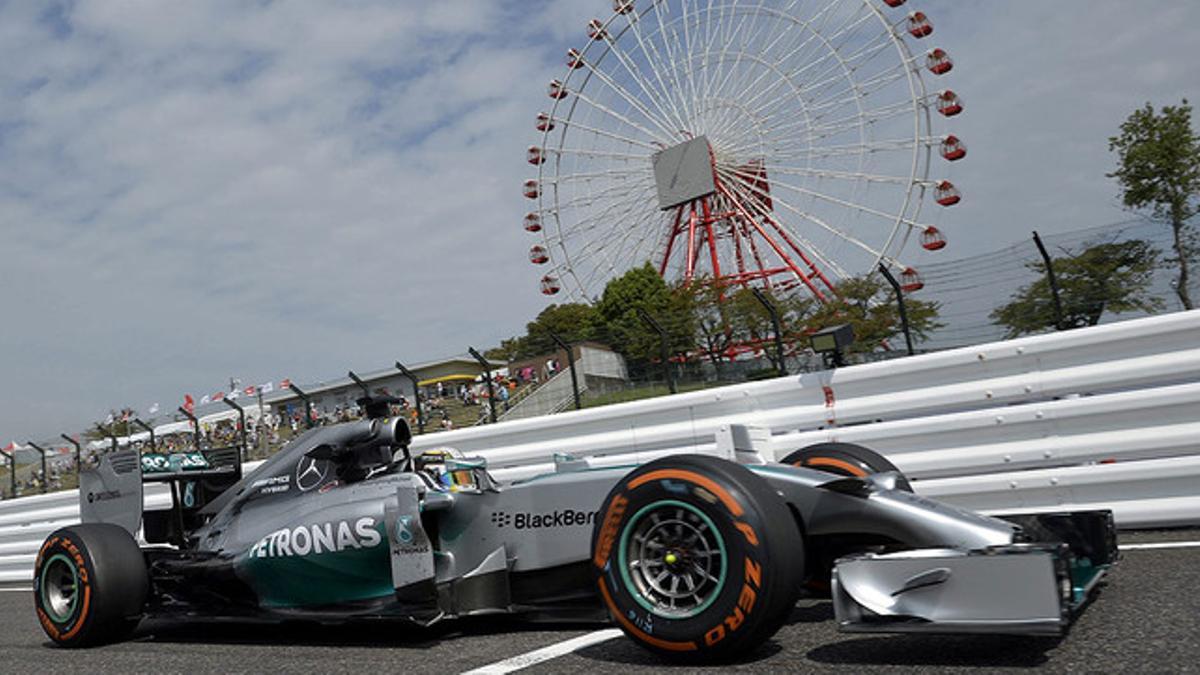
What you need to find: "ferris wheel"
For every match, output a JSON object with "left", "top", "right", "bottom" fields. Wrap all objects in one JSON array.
[{"left": 524, "top": 0, "right": 964, "bottom": 302}]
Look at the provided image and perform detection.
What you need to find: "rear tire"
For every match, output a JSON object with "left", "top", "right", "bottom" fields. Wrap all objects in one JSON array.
[
  {"left": 33, "top": 524, "right": 147, "bottom": 648},
  {"left": 591, "top": 455, "right": 803, "bottom": 663},
  {"left": 781, "top": 442, "right": 912, "bottom": 492}
]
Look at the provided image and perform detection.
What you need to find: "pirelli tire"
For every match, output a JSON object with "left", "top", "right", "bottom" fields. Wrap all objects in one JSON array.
[
  {"left": 781, "top": 442, "right": 913, "bottom": 492},
  {"left": 33, "top": 523, "right": 148, "bottom": 648},
  {"left": 591, "top": 455, "right": 803, "bottom": 663}
]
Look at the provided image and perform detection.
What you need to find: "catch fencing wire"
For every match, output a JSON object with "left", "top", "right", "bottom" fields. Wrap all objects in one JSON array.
[{"left": 916, "top": 217, "right": 1197, "bottom": 351}]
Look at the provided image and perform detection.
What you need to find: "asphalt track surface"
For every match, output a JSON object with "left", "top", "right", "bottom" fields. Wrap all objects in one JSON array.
[{"left": 1, "top": 529, "right": 1196, "bottom": 674}]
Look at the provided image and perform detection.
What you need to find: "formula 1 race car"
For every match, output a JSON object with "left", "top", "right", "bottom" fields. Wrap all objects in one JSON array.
[{"left": 34, "top": 401, "right": 1117, "bottom": 661}]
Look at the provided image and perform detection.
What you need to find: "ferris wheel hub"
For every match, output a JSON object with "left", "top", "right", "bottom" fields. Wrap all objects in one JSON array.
[{"left": 651, "top": 135, "right": 717, "bottom": 211}]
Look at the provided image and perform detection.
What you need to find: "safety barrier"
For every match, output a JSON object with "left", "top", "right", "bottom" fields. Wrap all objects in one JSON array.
[{"left": 2, "top": 311, "right": 1198, "bottom": 585}]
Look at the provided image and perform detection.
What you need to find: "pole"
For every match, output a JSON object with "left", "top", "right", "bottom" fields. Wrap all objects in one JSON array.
[
  {"left": 468, "top": 347, "right": 497, "bottom": 423},
  {"left": 27, "top": 442, "right": 48, "bottom": 494},
  {"left": 878, "top": 264, "right": 915, "bottom": 356},
  {"left": 0, "top": 450, "right": 13, "bottom": 499},
  {"left": 133, "top": 418, "right": 156, "bottom": 451},
  {"left": 348, "top": 370, "right": 370, "bottom": 398},
  {"left": 222, "top": 398, "right": 247, "bottom": 464},
  {"left": 178, "top": 407, "right": 201, "bottom": 451},
  {"left": 751, "top": 287, "right": 788, "bottom": 376},
  {"left": 61, "top": 434, "right": 81, "bottom": 469},
  {"left": 1032, "top": 230, "right": 1066, "bottom": 330},
  {"left": 395, "top": 362, "right": 425, "bottom": 434},
  {"left": 638, "top": 309, "right": 676, "bottom": 394},
  {"left": 547, "top": 330, "right": 581, "bottom": 410},
  {"left": 288, "top": 383, "right": 315, "bottom": 429},
  {"left": 96, "top": 424, "right": 117, "bottom": 453}
]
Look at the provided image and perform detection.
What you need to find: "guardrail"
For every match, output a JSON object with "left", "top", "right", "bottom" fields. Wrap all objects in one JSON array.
[{"left": 2, "top": 311, "right": 1198, "bottom": 585}]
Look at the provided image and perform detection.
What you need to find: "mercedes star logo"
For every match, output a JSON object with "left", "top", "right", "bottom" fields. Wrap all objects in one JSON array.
[{"left": 295, "top": 456, "right": 330, "bottom": 492}]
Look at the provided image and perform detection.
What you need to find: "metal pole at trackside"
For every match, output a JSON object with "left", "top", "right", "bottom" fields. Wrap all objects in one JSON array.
[
  {"left": 547, "top": 330, "right": 581, "bottom": 410},
  {"left": 133, "top": 418, "right": 156, "bottom": 451},
  {"left": 468, "top": 347, "right": 497, "bottom": 424},
  {"left": 26, "top": 442, "right": 48, "bottom": 494},
  {"left": 878, "top": 264, "right": 915, "bottom": 356},
  {"left": 395, "top": 362, "right": 425, "bottom": 434},
  {"left": 637, "top": 309, "right": 676, "bottom": 394},
  {"left": 288, "top": 383, "right": 315, "bottom": 429}
]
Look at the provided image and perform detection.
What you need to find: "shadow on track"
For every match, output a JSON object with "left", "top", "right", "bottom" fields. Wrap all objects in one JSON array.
[
  {"left": 807, "top": 634, "right": 1060, "bottom": 668},
  {"left": 131, "top": 616, "right": 600, "bottom": 650}
]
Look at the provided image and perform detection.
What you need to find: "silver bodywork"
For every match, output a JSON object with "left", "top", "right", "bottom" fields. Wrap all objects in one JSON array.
[{"left": 80, "top": 420, "right": 1114, "bottom": 636}]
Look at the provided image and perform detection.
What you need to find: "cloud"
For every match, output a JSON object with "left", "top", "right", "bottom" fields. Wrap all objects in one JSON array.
[{"left": 1, "top": 0, "right": 1199, "bottom": 442}]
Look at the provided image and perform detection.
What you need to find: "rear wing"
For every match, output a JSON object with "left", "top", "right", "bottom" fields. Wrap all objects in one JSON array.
[{"left": 80, "top": 447, "right": 243, "bottom": 540}]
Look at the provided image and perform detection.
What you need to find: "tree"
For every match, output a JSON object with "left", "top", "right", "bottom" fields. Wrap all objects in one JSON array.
[
  {"left": 804, "top": 276, "right": 942, "bottom": 353},
  {"left": 485, "top": 303, "right": 600, "bottom": 362},
  {"left": 1108, "top": 100, "right": 1200, "bottom": 309},
  {"left": 595, "top": 263, "right": 694, "bottom": 365},
  {"left": 990, "top": 239, "right": 1164, "bottom": 338}
]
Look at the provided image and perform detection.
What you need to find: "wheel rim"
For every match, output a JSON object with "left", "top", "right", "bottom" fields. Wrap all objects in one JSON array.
[
  {"left": 40, "top": 553, "right": 79, "bottom": 623},
  {"left": 618, "top": 499, "right": 727, "bottom": 619}
]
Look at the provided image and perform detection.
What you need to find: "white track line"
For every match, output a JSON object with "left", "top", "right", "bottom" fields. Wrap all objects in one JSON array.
[
  {"left": 1119, "top": 541, "right": 1200, "bottom": 551},
  {"left": 461, "top": 628, "right": 623, "bottom": 674},
  {"left": 0, "top": 588, "right": 31, "bottom": 592}
]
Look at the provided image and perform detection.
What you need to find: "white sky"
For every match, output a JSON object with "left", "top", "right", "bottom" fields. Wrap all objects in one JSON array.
[{"left": 2, "top": 1, "right": 1198, "bottom": 444}]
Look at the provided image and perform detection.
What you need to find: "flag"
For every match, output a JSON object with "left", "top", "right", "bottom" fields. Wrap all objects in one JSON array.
[
  {"left": 259, "top": 381, "right": 274, "bottom": 394},
  {"left": 213, "top": 391, "right": 225, "bottom": 401},
  {"left": 244, "top": 385, "right": 256, "bottom": 396},
  {"left": 183, "top": 395, "right": 195, "bottom": 414},
  {"left": 280, "top": 378, "right": 291, "bottom": 390},
  {"left": 148, "top": 402, "right": 160, "bottom": 415},
  {"left": 200, "top": 394, "right": 211, "bottom": 405}
]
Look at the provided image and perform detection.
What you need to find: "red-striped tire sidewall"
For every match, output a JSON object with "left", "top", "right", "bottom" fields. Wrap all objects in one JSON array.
[{"left": 591, "top": 455, "right": 803, "bottom": 662}]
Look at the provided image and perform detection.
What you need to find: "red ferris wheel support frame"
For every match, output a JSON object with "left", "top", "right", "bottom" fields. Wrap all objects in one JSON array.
[{"left": 655, "top": 147, "right": 838, "bottom": 303}]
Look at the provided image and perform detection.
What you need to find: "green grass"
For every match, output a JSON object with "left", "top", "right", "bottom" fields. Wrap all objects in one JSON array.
[{"left": 582, "top": 381, "right": 716, "bottom": 409}]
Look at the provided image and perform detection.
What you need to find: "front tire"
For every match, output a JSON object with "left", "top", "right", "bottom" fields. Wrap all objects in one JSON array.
[
  {"left": 591, "top": 455, "right": 803, "bottom": 663},
  {"left": 34, "top": 524, "right": 148, "bottom": 648},
  {"left": 780, "top": 442, "right": 912, "bottom": 492}
]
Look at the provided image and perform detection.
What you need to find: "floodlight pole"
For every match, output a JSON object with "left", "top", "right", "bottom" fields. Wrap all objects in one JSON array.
[
  {"left": 547, "top": 330, "right": 581, "bottom": 410},
  {"left": 61, "top": 434, "right": 81, "bottom": 468},
  {"left": 1032, "top": 231, "right": 1066, "bottom": 330},
  {"left": 26, "top": 442, "right": 48, "bottom": 493},
  {"left": 751, "top": 287, "right": 787, "bottom": 376},
  {"left": 878, "top": 264, "right": 915, "bottom": 356},
  {"left": 133, "top": 418, "right": 156, "bottom": 451},
  {"left": 395, "top": 362, "right": 425, "bottom": 434},
  {"left": 468, "top": 347, "right": 497, "bottom": 424},
  {"left": 288, "top": 383, "right": 315, "bottom": 429},
  {"left": 178, "top": 407, "right": 201, "bottom": 450},
  {"left": 638, "top": 309, "right": 676, "bottom": 394},
  {"left": 0, "top": 449, "right": 14, "bottom": 499},
  {"left": 222, "top": 398, "right": 248, "bottom": 464}
]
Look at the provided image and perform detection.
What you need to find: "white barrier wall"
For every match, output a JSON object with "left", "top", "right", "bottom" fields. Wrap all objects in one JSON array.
[{"left": 2, "top": 311, "right": 1198, "bottom": 585}]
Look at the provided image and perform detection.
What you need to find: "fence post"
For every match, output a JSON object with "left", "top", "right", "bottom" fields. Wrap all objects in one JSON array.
[
  {"left": 27, "top": 442, "right": 48, "bottom": 494},
  {"left": 178, "top": 407, "right": 201, "bottom": 450},
  {"left": 468, "top": 347, "right": 498, "bottom": 423},
  {"left": 60, "top": 434, "right": 81, "bottom": 470},
  {"left": 133, "top": 418, "right": 156, "bottom": 451},
  {"left": 751, "top": 287, "right": 788, "bottom": 376},
  {"left": 1032, "top": 230, "right": 1066, "bottom": 330},
  {"left": 878, "top": 264, "right": 916, "bottom": 356},
  {"left": 547, "top": 330, "right": 582, "bottom": 410},
  {"left": 395, "top": 361, "right": 426, "bottom": 434},
  {"left": 638, "top": 309, "right": 676, "bottom": 394},
  {"left": 288, "top": 383, "right": 315, "bottom": 429},
  {"left": 0, "top": 449, "right": 13, "bottom": 499},
  {"left": 348, "top": 370, "right": 370, "bottom": 398},
  {"left": 222, "top": 398, "right": 248, "bottom": 464}
]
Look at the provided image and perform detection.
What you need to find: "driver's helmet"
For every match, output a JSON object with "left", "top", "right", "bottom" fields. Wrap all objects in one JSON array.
[{"left": 414, "top": 447, "right": 476, "bottom": 491}]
